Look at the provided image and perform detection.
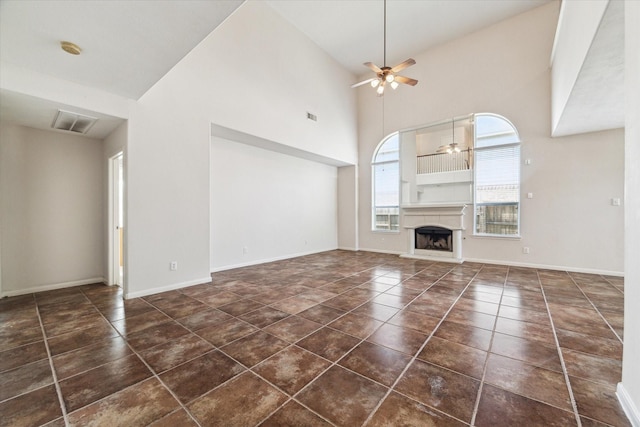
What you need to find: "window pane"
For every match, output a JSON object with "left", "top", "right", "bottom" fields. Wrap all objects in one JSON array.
[
  {"left": 475, "top": 114, "right": 519, "bottom": 148},
  {"left": 372, "top": 133, "right": 400, "bottom": 231},
  {"left": 475, "top": 146, "right": 520, "bottom": 202},
  {"left": 374, "top": 134, "right": 399, "bottom": 163},
  {"left": 373, "top": 162, "right": 399, "bottom": 207},
  {"left": 474, "top": 114, "right": 520, "bottom": 236},
  {"left": 475, "top": 204, "right": 519, "bottom": 235}
]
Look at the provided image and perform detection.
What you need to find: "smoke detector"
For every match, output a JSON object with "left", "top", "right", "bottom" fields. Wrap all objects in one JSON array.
[{"left": 51, "top": 110, "right": 97, "bottom": 134}]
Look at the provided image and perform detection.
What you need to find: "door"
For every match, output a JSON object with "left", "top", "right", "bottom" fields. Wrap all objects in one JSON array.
[{"left": 109, "top": 152, "right": 124, "bottom": 287}]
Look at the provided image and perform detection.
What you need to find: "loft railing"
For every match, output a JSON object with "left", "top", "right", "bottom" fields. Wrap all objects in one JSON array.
[{"left": 416, "top": 149, "right": 472, "bottom": 174}]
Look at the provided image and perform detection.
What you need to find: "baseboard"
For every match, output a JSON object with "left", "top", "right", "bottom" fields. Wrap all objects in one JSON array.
[
  {"left": 463, "top": 257, "right": 624, "bottom": 277},
  {"left": 124, "top": 276, "right": 212, "bottom": 299},
  {"left": 337, "top": 246, "right": 358, "bottom": 251},
  {"left": 210, "top": 247, "right": 338, "bottom": 273},
  {"left": 357, "top": 247, "right": 404, "bottom": 256},
  {"left": 617, "top": 383, "right": 640, "bottom": 427},
  {"left": 0, "top": 277, "right": 106, "bottom": 298}
]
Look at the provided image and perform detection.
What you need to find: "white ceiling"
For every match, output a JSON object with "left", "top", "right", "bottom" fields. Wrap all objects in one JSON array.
[
  {"left": 0, "top": 0, "right": 623, "bottom": 140},
  {"left": 0, "top": 0, "right": 244, "bottom": 100},
  {"left": 266, "top": 0, "right": 550, "bottom": 76}
]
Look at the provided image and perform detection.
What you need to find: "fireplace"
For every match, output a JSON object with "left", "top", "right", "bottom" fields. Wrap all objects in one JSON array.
[
  {"left": 415, "top": 226, "right": 453, "bottom": 252},
  {"left": 401, "top": 204, "right": 466, "bottom": 263}
]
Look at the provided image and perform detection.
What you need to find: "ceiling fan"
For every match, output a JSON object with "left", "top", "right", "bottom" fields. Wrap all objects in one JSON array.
[
  {"left": 351, "top": 0, "right": 418, "bottom": 96},
  {"left": 437, "top": 142, "right": 462, "bottom": 154},
  {"left": 437, "top": 119, "right": 462, "bottom": 154}
]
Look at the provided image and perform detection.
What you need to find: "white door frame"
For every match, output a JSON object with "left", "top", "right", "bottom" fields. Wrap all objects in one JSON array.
[{"left": 108, "top": 152, "right": 124, "bottom": 288}]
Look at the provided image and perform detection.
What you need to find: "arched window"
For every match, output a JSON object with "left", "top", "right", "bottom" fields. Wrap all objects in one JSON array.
[
  {"left": 473, "top": 113, "right": 521, "bottom": 236},
  {"left": 372, "top": 133, "right": 400, "bottom": 231}
]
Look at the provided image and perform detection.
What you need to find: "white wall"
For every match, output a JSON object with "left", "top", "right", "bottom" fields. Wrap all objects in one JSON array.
[
  {"left": 125, "top": 1, "right": 357, "bottom": 297},
  {"left": 210, "top": 137, "right": 337, "bottom": 270},
  {"left": 0, "top": 124, "right": 104, "bottom": 296},
  {"left": 620, "top": 0, "right": 640, "bottom": 423},
  {"left": 356, "top": 2, "right": 624, "bottom": 275}
]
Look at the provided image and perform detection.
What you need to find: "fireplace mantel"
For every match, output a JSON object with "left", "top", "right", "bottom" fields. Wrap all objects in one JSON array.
[{"left": 401, "top": 204, "right": 466, "bottom": 230}]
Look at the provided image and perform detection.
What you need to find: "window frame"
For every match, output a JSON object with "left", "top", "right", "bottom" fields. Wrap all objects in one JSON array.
[
  {"left": 472, "top": 113, "right": 521, "bottom": 238},
  {"left": 371, "top": 132, "right": 401, "bottom": 233}
]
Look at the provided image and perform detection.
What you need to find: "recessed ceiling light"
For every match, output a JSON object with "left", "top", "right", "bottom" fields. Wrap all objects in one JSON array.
[{"left": 60, "top": 41, "right": 81, "bottom": 55}]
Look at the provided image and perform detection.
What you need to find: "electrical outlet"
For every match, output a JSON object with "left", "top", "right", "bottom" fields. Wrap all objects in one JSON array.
[
  {"left": 242, "top": 247, "right": 248, "bottom": 255},
  {"left": 522, "top": 247, "right": 530, "bottom": 254},
  {"left": 612, "top": 198, "right": 621, "bottom": 206},
  {"left": 170, "top": 261, "right": 178, "bottom": 271}
]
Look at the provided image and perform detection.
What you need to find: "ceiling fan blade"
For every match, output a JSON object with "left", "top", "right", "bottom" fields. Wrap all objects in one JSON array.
[
  {"left": 391, "top": 58, "right": 416, "bottom": 73},
  {"left": 364, "top": 62, "right": 382, "bottom": 73},
  {"left": 394, "top": 75, "right": 418, "bottom": 86},
  {"left": 351, "top": 78, "right": 376, "bottom": 88}
]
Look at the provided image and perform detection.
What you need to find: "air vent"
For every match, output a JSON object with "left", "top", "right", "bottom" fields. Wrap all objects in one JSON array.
[{"left": 51, "top": 110, "right": 98, "bottom": 134}]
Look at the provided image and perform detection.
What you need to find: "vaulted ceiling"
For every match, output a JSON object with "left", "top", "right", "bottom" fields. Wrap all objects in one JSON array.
[{"left": 0, "top": 0, "right": 623, "bottom": 139}]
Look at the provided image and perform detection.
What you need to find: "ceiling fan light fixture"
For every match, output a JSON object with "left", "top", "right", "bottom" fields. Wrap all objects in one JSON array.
[{"left": 350, "top": 0, "right": 418, "bottom": 95}]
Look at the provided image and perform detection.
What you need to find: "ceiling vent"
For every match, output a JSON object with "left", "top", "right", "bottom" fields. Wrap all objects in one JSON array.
[{"left": 51, "top": 110, "right": 98, "bottom": 134}]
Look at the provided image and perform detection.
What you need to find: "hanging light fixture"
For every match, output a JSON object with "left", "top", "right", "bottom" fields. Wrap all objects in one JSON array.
[
  {"left": 448, "top": 119, "right": 461, "bottom": 154},
  {"left": 351, "top": 0, "right": 418, "bottom": 96}
]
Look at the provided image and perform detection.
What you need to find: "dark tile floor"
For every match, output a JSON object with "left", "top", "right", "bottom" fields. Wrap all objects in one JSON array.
[{"left": 0, "top": 250, "right": 630, "bottom": 426}]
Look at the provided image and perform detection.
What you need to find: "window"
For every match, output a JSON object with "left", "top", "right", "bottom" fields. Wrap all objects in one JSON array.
[
  {"left": 372, "top": 133, "right": 400, "bottom": 231},
  {"left": 473, "top": 114, "right": 521, "bottom": 236}
]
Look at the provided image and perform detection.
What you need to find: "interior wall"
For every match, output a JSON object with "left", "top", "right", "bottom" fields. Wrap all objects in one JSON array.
[
  {"left": 356, "top": 1, "right": 624, "bottom": 274},
  {"left": 338, "top": 165, "right": 358, "bottom": 250},
  {"left": 210, "top": 137, "right": 337, "bottom": 270},
  {"left": 126, "top": 1, "right": 357, "bottom": 297},
  {"left": 0, "top": 123, "right": 104, "bottom": 296},
  {"left": 621, "top": 0, "right": 640, "bottom": 421}
]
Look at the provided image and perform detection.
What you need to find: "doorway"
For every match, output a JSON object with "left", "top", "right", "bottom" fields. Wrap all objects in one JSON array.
[{"left": 108, "top": 152, "right": 124, "bottom": 288}]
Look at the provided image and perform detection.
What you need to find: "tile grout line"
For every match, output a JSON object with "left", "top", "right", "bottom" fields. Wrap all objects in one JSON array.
[
  {"left": 34, "top": 296, "right": 71, "bottom": 427},
  {"left": 567, "top": 274, "right": 624, "bottom": 344},
  {"left": 280, "top": 265, "right": 444, "bottom": 426},
  {"left": 247, "top": 262, "right": 445, "bottom": 426},
  {"left": 10, "top": 254, "right": 619, "bottom": 427},
  {"left": 468, "top": 264, "right": 509, "bottom": 426},
  {"left": 232, "top": 261, "right": 449, "bottom": 426},
  {"left": 537, "top": 271, "right": 583, "bottom": 427},
  {"left": 362, "top": 263, "right": 484, "bottom": 426},
  {"left": 80, "top": 288, "right": 205, "bottom": 427},
  {"left": 600, "top": 274, "right": 625, "bottom": 296}
]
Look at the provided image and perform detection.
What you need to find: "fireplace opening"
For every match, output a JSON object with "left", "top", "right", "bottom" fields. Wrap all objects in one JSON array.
[{"left": 415, "top": 226, "right": 453, "bottom": 252}]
